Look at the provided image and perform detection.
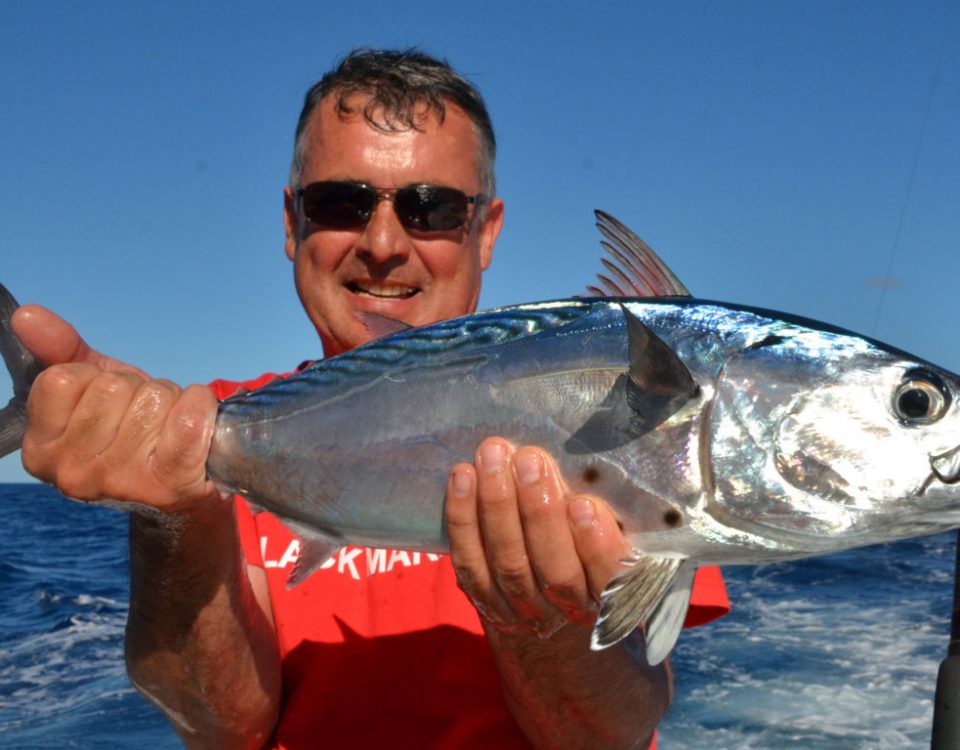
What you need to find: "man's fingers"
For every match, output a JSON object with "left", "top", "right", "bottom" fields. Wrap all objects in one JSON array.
[
  {"left": 12, "top": 304, "right": 147, "bottom": 376},
  {"left": 447, "top": 439, "right": 635, "bottom": 638},
  {"left": 568, "top": 495, "right": 634, "bottom": 601},
  {"left": 512, "top": 447, "right": 590, "bottom": 621},
  {"left": 475, "top": 439, "right": 546, "bottom": 622},
  {"left": 23, "top": 364, "right": 101, "bottom": 450},
  {"left": 62, "top": 371, "right": 143, "bottom": 461},
  {"left": 151, "top": 384, "right": 218, "bottom": 496},
  {"left": 113, "top": 379, "right": 181, "bottom": 453},
  {"left": 105, "top": 379, "right": 182, "bottom": 491},
  {"left": 445, "top": 464, "right": 498, "bottom": 613},
  {"left": 13, "top": 305, "right": 92, "bottom": 367},
  {"left": 22, "top": 362, "right": 217, "bottom": 510}
]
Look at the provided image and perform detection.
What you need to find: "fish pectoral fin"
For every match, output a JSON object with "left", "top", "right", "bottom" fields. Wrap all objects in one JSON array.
[
  {"left": 565, "top": 374, "right": 642, "bottom": 453},
  {"left": 591, "top": 555, "right": 695, "bottom": 665},
  {"left": 566, "top": 310, "right": 700, "bottom": 452},
  {"left": 622, "top": 306, "right": 699, "bottom": 432},
  {"left": 282, "top": 518, "right": 344, "bottom": 589}
]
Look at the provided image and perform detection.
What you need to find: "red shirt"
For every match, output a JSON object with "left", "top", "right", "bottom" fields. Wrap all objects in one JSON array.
[{"left": 212, "top": 373, "right": 730, "bottom": 749}]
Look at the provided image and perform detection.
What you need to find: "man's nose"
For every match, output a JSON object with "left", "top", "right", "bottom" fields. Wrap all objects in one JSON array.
[{"left": 356, "top": 199, "right": 412, "bottom": 264}]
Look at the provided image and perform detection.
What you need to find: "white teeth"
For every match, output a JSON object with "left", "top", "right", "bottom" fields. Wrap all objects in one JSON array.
[{"left": 350, "top": 282, "right": 417, "bottom": 299}]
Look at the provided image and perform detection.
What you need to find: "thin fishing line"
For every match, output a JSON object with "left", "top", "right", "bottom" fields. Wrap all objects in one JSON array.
[{"left": 871, "top": 1, "right": 955, "bottom": 336}]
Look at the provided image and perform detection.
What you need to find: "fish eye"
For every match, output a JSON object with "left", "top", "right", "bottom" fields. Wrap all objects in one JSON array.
[{"left": 893, "top": 373, "right": 949, "bottom": 425}]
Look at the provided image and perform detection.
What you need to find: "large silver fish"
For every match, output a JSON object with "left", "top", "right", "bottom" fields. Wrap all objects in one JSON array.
[{"left": 4, "top": 211, "right": 960, "bottom": 664}]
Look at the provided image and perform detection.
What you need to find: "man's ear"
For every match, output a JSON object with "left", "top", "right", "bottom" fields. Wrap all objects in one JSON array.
[
  {"left": 283, "top": 186, "right": 298, "bottom": 261},
  {"left": 477, "top": 198, "right": 504, "bottom": 271}
]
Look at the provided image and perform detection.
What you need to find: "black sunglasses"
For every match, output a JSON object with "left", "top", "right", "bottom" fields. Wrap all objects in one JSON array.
[{"left": 298, "top": 181, "right": 484, "bottom": 233}]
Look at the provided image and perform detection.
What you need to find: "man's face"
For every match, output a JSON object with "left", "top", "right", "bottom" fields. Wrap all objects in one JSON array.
[{"left": 284, "top": 96, "right": 504, "bottom": 357}]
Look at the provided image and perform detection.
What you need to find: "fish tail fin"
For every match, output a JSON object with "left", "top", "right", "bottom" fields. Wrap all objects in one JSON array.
[
  {"left": 591, "top": 554, "right": 696, "bottom": 665},
  {"left": 0, "top": 284, "right": 42, "bottom": 458}
]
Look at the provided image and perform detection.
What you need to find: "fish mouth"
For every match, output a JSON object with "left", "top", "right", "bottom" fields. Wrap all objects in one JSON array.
[
  {"left": 346, "top": 281, "right": 420, "bottom": 300},
  {"left": 931, "top": 445, "right": 960, "bottom": 484}
]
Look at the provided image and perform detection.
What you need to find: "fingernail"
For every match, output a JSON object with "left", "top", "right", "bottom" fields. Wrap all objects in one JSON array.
[
  {"left": 569, "top": 498, "right": 596, "bottom": 529},
  {"left": 478, "top": 441, "right": 507, "bottom": 474},
  {"left": 452, "top": 467, "right": 472, "bottom": 496},
  {"left": 513, "top": 451, "right": 541, "bottom": 485}
]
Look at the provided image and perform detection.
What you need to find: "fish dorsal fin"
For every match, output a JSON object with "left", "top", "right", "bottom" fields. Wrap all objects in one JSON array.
[
  {"left": 354, "top": 311, "right": 414, "bottom": 341},
  {"left": 623, "top": 305, "right": 699, "bottom": 431},
  {"left": 591, "top": 554, "right": 694, "bottom": 662},
  {"left": 586, "top": 210, "right": 691, "bottom": 298}
]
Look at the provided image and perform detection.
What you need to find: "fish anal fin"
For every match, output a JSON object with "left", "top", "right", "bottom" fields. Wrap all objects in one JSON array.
[
  {"left": 591, "top": 554, "right": 688, "bottom": 664},
  {"left": 645, "top": 560, "right": 696, "bottom": 664},
  {"left": 622, "top": 306, "right": 699, "bottom": 431},
  {"left": 282, "top": 518, "right": 343, "bottom": 589}
]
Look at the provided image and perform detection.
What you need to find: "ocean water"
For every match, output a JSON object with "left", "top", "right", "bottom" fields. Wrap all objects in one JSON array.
[{"left": 0, "top": 483, "right": 953, "bottom": 748}]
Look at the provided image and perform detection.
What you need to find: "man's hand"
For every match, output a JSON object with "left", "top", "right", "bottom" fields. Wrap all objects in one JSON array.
[
  {"left": 445, "top": 437, "right": 670, "bottom": 749},
  {"left": 14, "top": 304, "right": 280, "bottom": 746},
  {"left": 445, "top": 437, "right": 631, "bottom": 636},
  {"left": 22, "top": 364, "right": 219, "bottom": 513},
  {"left": 14, "top": 305, "right": 220, "bottom": 514},
  {"left": 12, "top": 304, "right": 146, "bottom": 376}
]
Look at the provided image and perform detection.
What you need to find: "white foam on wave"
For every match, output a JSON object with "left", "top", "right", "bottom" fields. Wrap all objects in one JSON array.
[
  {"left": 660, "top": 545, "right": 949, "bottom": 748},
  {"left": 0, "top": 592, "right": 133, "bottom": 731}
]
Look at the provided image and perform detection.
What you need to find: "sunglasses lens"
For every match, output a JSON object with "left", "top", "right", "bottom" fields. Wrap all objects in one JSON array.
[
  {"left": 396, "top": 185, "right": 471, "bottom": 232},
  {"left": 300, "top": 182, "right": 477, "bottom": 233},
  {"left": 300, "top": 182, "right": 374, "bottom": 229}
]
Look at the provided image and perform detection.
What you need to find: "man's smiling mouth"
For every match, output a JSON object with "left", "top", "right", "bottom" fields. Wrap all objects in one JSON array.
[{"left": 346, "top": 281, "right": 419, "bottom": 299}]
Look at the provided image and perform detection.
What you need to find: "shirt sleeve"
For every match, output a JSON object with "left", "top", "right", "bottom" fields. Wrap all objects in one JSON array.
[{"left": 684, "top": 565, "right": 730, "bottom": 627}]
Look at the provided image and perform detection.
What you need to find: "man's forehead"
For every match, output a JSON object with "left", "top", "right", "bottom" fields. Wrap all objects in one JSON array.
[{"left": 301, "top": 94, "right": 482, "bottom": 185}]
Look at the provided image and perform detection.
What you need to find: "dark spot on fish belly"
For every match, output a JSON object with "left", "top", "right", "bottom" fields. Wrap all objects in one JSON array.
[
  {"left": 582, "top": 466, "right": 601, "bottom": 484},
  {"left": 663, "top": 509, "right": 683, "bottom": 528}
]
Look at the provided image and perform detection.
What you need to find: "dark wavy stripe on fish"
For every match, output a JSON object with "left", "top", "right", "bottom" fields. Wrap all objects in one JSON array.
[{"left": 219, "top": 302, "right": 591, "bottom": 417}]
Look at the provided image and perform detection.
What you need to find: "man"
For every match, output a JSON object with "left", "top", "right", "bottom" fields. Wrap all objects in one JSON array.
[{"left": 16, "top": 49, "right": 727, "bottom": 748}]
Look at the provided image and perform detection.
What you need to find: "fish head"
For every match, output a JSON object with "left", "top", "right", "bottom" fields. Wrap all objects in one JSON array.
[
  {"left": 710, "top": 325, "right": 960, "bottom": 548},
  {"left": 774, "top": 361, "right": 960, "bottom": 516}
]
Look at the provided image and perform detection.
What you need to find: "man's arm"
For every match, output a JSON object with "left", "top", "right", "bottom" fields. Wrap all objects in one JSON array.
[
  {"left": 14, "top": 307, "right": 281, "bottom": 748},
  {"left": 126, "top": 504, "right": 279, "bottom": 748},
  {"left": 446, "top": 439, "right": 671, "bottom": 749}
]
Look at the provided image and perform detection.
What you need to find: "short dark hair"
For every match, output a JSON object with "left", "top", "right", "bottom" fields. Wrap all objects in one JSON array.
[{"left": 289, "top": 48, "right": 496, "bottom": 198}]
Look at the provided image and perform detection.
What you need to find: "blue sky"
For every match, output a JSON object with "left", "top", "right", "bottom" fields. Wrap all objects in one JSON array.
[{"left": 2, "top": 1, "right": 958, "bottom": 482}]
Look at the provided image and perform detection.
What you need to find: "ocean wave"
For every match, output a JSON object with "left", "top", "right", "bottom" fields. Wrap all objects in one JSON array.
[
  {"left": 661, "top": 539, "right": 952, "bottom": 748},
  {"left": 0, "top": 484, "right": 955, "bottom": 747}
]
